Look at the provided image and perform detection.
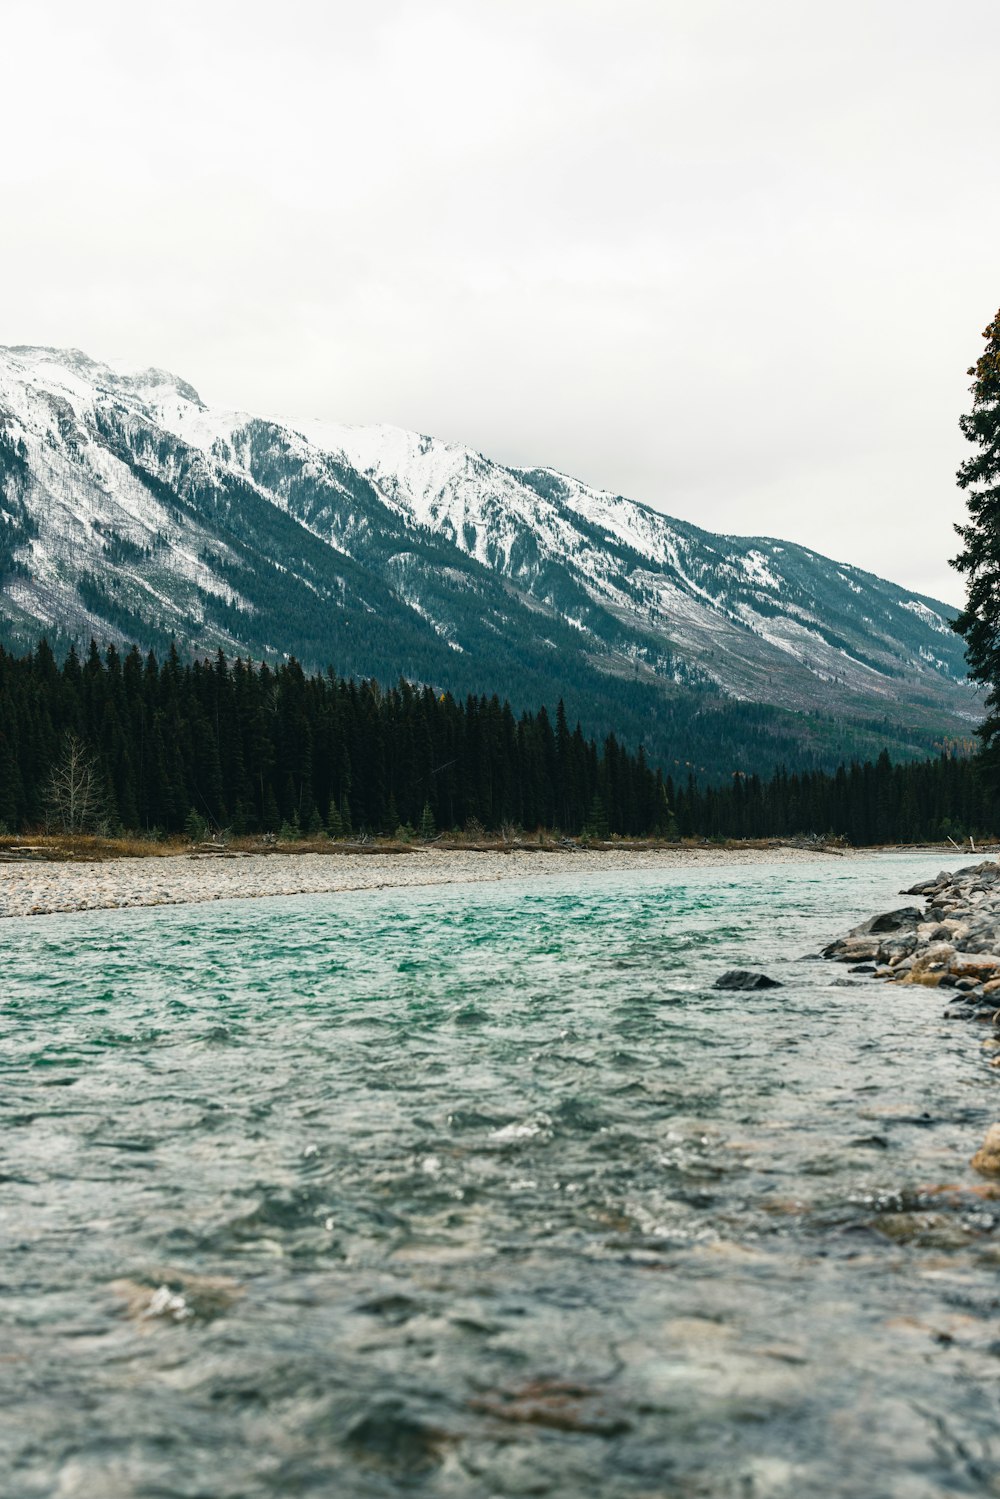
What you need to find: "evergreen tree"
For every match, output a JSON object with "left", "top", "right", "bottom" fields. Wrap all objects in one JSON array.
[
  {"left": 0, "top": 731, "right": 22, "bottom": 829},
  {"left": 0, "top": 636, "right": 995, "bottom": 845},
  {"left": 418, "top": 800, "right": 436, "bottom": 841},
  {"left": 953, "top": 307, "right": 1000, "bottom": 771},
  {"left": 585, "top": 793, "right": 609, "bottom": 840}
]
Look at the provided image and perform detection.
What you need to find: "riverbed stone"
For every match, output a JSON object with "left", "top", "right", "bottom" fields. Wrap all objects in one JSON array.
[
  {"left": 971, "top": 1125, "right": 1000, "bottom": 1176},
  {"left": 713, "top": 970, "right": 783, "bottom": 991},
  {"left": 824, "top": 936, "right": 882, "bottom": 962},
  {"left": 892, "top": 969, "right": 943, "bottom": 987},
  {"left": 856, "top": 906, "right": 923, "bottom": 935},
  {"left": 949, "top": 952, "right": 1000, "bottom": 980}
]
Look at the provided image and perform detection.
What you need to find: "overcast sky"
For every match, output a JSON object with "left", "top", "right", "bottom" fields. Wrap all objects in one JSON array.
[{"left": 3, "top": 0, "right": 998, "bottom": 604}]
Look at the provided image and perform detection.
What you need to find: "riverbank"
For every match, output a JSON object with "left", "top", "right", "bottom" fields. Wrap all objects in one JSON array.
[
  {"left": 823, "top": 859, "right": 1000, "bottom": 1172},
  {"left": 823, "top": 858, "right": 1000, "bottom": 1008},
  {"left": 0, "top": 841, "right": 864, "bottom": 919}
]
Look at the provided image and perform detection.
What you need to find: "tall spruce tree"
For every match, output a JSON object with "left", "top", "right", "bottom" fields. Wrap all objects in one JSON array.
[{"left": 953, "top": 307, "right": 1000, "bottom": 770}]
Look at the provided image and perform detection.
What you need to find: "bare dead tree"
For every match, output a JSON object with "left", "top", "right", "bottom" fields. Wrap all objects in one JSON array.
[{"left": 45, "top": 733, "right": 104, "bottom": 834}]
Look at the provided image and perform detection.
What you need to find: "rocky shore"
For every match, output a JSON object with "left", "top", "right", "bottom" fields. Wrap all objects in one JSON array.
[
  {"left": 824, "top": 859, "right": 1000, "bottom": 1019},
  {"left": 0, "top": 842, "right": 850, "bottom": 920},
  {"left": 824, "top": 859, "right": 1000, "bottom": 1174}
]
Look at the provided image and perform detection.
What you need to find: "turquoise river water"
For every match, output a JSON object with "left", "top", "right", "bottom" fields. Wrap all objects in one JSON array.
[{"left": 3, "top": 852, "right": 1000, "bottom": 1498}]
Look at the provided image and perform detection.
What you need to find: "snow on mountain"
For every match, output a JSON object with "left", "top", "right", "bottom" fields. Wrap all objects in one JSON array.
[{"left": 0, "top": 345, "right": 979, "bottom": 777}]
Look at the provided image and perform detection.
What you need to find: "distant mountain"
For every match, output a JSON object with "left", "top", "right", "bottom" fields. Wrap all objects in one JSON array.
[{"left": 0, "top": 345, "right": 978, "bottom": 777}]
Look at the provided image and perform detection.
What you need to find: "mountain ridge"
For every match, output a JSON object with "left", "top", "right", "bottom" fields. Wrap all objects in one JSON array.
[{"left": 0, "top": 344, "right": 978, "bottom": 779}]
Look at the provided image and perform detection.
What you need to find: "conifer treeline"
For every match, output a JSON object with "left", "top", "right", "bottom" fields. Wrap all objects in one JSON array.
[
  {"left": 674, "top": 751, "right": 1000, "bottom": 844},
  {"left": 0, "top": 641, "right": 669, "bottom": 837},
  {"left": 0, "top": 640, "right": 995, "bottom": 843}
]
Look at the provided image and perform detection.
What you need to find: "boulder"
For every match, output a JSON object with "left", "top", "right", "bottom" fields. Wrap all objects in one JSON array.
[
  {"left": 913, "top": 941, "right": 957, "bottom": 968},
  {"left": 903, "top": 873, "right": 953, "bottom": 896},
  {"left": 971, "top": 1124, "right": 1000, "bottom": 1177},
  {"left": 948, "top": 952, "right": 1000, "bottom": 981},
  {"left": 713, "top": 970, "right": 783, "bottom": 991},
  {"left": 822, "top": 936, "right": 882, "bottom": 962},
  {"left": 855, "top": 907, "right": 922, "bottom": 935},
  {"left": 882, "top": 933, "right": 918, "bottom": 961},
  {"left": 895, "top": 970, "right": 944, "bottom": 988}
]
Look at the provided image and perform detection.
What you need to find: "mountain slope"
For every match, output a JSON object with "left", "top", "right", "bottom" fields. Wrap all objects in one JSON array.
[{"left": 0, "top": 345, "right": 978, "bottom": 778}]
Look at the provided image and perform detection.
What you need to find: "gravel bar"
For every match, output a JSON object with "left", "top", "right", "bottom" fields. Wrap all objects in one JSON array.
[{"left": 0, "top": 845, "right": 854, "bottom": 919}]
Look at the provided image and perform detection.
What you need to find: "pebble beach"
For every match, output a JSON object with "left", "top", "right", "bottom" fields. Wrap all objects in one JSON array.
[{"left": 0, "top": 842, "right": 856, "bottom": 919}]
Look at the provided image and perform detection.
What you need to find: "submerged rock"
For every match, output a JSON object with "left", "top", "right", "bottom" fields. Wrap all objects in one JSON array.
[
  {"left": 344, "top": 1400, "right": 446, "bottom": 1474},
  {"left": 111, "top": 1270, "right": 244, "bottom": 1324},
  {"left": 714, "top": 969, "right": 783, "bottom": 991},
  {"left": 468, "top": 1378, "right": 631, "bottom": 1437},
  {"left": 971, "top": 1125, "right": 1000, "bottom": 1177}
]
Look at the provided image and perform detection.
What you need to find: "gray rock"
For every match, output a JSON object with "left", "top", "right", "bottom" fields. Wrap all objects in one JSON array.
[
  {"left": 821, "top": 936, "right": 882, "bottom": 961},
  {"left": 713, "top": 970, "right": 783, "bottom": 991},
  {"left": 848, "top": 964, "right": 876, "bottom": 974},
  {"left": 904, "top": 874, "right": 950, "bottom": 895},
  {"left": 904, "top": 870, "right": 960, "bottom": 896},
  {"left": 881, "top": 932, "right": 918, "bottom": 960},
  {"left": 855, "top": 907, "right": 922, "bottom": 935}
]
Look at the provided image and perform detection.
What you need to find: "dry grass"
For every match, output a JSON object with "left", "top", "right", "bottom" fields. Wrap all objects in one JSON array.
[
  {"left": 0, "top": 833, "right": 189, "bottom": 862},
  {"left": 0, "top": 830, "right": 979, "bottom": 864},
  {"left": 0, "top": 830, "right": 701, "bottom": 861}
]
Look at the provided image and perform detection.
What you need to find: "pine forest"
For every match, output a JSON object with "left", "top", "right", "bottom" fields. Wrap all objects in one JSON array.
[{"left": 0, "top": 639, "right": 995, "bottom": 845}]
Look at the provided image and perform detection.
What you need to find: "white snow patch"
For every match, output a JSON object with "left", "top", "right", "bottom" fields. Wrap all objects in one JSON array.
[
  {"left": 741, "top": 550, "right": 781, "bottom": 589},
  {"left": 900, "top": 599, "right": 953, "bottom": 635}
]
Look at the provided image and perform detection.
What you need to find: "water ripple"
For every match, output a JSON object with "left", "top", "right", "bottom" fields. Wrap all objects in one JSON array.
[{"left": 1, "top": 853, "right": 997, "bottom": 1497}]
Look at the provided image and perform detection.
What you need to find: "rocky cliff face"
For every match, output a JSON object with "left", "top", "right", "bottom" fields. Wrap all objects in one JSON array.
[{"left": 0, "top": 344, "right": 978, "bottom": 776}]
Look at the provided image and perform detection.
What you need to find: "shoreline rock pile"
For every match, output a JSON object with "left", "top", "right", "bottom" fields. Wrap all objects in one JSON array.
[
  {"left": 824, "top": 861, "right": 1000, "bottom": 1177},
  {"left": 823, "top": 860, "right": 1000, "bottom": 1017}
]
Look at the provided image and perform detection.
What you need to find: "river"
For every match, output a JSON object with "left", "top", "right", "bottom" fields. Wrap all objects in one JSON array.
[{"left": 2, "top": 851, "right": 998, "bottom": 1497}]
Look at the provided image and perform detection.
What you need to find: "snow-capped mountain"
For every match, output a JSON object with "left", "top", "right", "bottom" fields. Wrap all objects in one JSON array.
[{"left": 0, "top": 345, "right": 977, "bottom": 776}]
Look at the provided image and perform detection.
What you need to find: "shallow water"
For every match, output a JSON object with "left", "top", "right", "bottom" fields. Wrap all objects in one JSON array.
[{"left": 2, "top": 852, "right": 1000, "bottom": 1498}]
